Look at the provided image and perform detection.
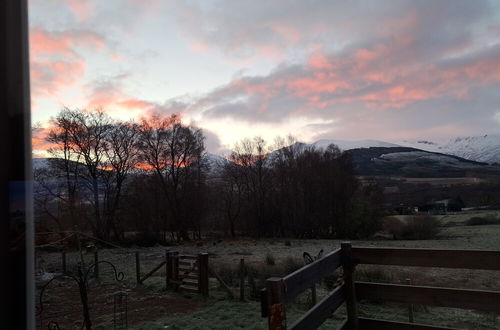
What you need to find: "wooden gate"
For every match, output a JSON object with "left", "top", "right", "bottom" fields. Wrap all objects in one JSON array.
[{"left": 135, "top": 251, "right": 209, "bottom": 297}]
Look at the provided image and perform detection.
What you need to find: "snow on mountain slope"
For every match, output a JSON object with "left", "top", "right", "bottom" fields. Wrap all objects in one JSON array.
[
  {"left": 33, "top": 158, "right": 49, "bottom": 170},
  {"left": 204, "top": 153, "right": 228, "bottom": 172},
  {"left": 312, "top": 139, "right": 400, "bottom": 150},
  {"left": 398, "top": 135, "right": 500, "bottom": 164}
]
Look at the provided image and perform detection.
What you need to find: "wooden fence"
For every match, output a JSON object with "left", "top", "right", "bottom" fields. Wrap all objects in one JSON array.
[
  {"left": 135, "top": 251, "right": 209, "bottom": 296},
  {"left": 261, "top": 242, "right": 500, "bottom": 330}
]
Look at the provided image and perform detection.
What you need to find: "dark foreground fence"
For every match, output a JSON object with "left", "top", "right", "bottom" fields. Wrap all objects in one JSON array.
[{"left": 261, "top": 242, "right": 500, "bottom": 330}]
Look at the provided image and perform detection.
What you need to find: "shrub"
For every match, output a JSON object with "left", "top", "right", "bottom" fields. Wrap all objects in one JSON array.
[
  {"left": 265, "top": 252, "right": 276, "bottom": 266},
  {"left": 282, "top": 256, "right": 303, "bottom": 274},
  {"left": 247, "top": 273, "right": 259, "bottom": 300},
  {"left": 324, "top": 273, "right": 340, "bottom": 291},
  {"left": 399, "top": 215, "right": 441, "bottom": 240},
  {"left": 383, "top": 217, "right": 404, "bottom": 238},
  {"left": 216, "top": 264, "right": 239, "bottom": 286},
  {"left": 385, "top": 215, "right": 440, "bottom": 240},
  {"left": 124, "top": 232, "right": 164, "bottom": 247},
  {"left": 465, "top": 216, "right": 500, "bottom": 226}
]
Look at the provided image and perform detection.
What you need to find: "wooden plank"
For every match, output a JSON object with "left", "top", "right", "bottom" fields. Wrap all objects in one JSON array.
[
  {"left": 198, "top": 253, "right": 209, "bottom": 297},
  {"left": 140, "top": 261, "right": 166, "bottom": 283},
  {"left": 179, "top": 260, "right": 194, "bottom": 267},
  {"left": 179, "top": 266, "right": 195, "bottom": 272},
  {"left": 182, "top": 279, "right": 198, "bottom": 286},
  {"left": 135, "top": 251, "right": 141, "bottom": 284},
  {"left": 239, "top": 258, "right": 245, "bottom": 302},
  {"left": 283, "top": 248, "right": 342, "bottom": 302},
  {"left": 179, "top": 285, "right": 199, "bottom": 293},
  {"left": 289, "top": 284, "right": 345, "bottom": 330},
  {"left": 358, "top": 317, "right": 460, "bottom": 330},
  {"left": 261, "top": 288, "right": 268, "bottom": 317},
  {"left": 341, "top": 242, "right": 359, "bottom": 330},
  {"left": 172, "top": 253, "right": 179, "bottom": 290},
  {"left": 356, "top": 282, "right": 500, "bottom": 313},
  {"left": 266, "top": 278, "right": 286, "bottom": 330},
  {"left": 61, "top": 251, "right": 66, "bottom": 273},
  {"left": 178, "top": 274, "right": 198, "bottom": 280},
  {"left": 352, "top": 247, "right": 500, "bottom": 270},
  {"left": 179, "top": 254, "right": 198, "bottom": 260},
  {"left": 94, "top": 251, "right": 99, "bottom": 279},
  {"left": 337, "top": 319, "right": 348, "bottom": 330}
]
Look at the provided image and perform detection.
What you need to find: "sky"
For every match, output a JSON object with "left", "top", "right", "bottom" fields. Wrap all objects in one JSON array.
[{"left": 29, "top": 0, "right": 500, "bottom": 156}]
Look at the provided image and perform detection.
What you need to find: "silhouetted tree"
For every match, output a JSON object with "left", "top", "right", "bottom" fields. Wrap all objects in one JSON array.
[{"left": 137, "top": 114, "right": 206, "bottom": 241}]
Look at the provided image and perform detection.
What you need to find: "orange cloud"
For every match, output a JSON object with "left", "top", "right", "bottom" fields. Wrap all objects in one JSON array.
[{"left": 32, "top": 126, "right": 56, "bottom": 157}]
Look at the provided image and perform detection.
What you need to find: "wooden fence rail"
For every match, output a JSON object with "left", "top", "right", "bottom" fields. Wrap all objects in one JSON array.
[{"left": 262, "top": 243, "right": 500, "bottom": 330}]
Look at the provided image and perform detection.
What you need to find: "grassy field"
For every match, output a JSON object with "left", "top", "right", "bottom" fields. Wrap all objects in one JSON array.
[{"left": 36, "top": 210, "right": 500, "bottom": 329}]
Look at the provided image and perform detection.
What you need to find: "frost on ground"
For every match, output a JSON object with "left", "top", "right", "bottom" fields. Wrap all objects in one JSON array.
[{"left": 36, "top": 210, "right": 500, "bottom": 329}]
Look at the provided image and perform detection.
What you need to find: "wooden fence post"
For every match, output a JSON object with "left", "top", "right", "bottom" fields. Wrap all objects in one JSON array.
[
  {"left": 61, "top": 251, "right": 66, "bottom": 274},
  {"left": 172, "top": 252, "right": 179, "bottom": 290},
  {"left": 165, "top": 250, "right": 170, "bottom": 290},
  {"left": 135, "top": 251, "right": 141, "bottom": 284},
  {"left": 198, "top": 253, "right": 209, "bottom": 297},
  {"left": 94, "top": 250, "right": 99, "bottom": 280},
  {"left": 406, "top": 278, "right": 414, "bottom": 323},
  {"left": 239, "top": 258, "right": 245, "bottom": 301},
  {"left": 341, "top": 242, "right": 359, "bottom": 330},
  {"left": 266, "top": 278, "right": 286, "bottom": 330}
]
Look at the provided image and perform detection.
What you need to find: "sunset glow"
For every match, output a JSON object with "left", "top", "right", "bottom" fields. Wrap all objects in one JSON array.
[{"left": 29, "top": 0, "right": 500, "bottom": 157}]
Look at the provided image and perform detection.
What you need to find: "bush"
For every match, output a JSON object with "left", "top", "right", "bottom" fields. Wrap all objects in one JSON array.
[
  {"left": 324, "top": 273, "right": 340, "bottom": 290},
  {"left": 385, "top": 215, "right": 440, "bottom": 240},
  {"left": 400, "top": 215, "right": 440, "bottom": 239},
  {"left": 465, "top": 216, "right": 500, "bottom": 226},
  {"left": 124, "top": 232, "right": 164, "bottom": 247},
  {"left": 282, "top": 256, "right": 303, "bottom": 274},
  {"left": 216, "top": 264, "right": 239, "bottom": 286},
  {"left": 383, "top": 217, "right": 404, "bottom": 238},
  {"left": 337, "top": 198, "right": 381, "bottom": 239},
  {"left": 265, "top": 252, "right": 276, "bottom": 266},
  {"left": 247, "top": 273, "right": 260, "bottom": 300}
]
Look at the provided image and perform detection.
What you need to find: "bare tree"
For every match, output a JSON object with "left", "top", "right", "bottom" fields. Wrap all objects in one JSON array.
[
  {"left": 137, "top": 114, "right": 205, "bottom": 241},
  {"left": 102, "top": 121, "right": 139, "bottom": 240},
  {"left": 219, "top": 159, "right": 243, "bottom": 237},
  {"left": 228, "top": 137, "right": 271, "bottom": 237}
]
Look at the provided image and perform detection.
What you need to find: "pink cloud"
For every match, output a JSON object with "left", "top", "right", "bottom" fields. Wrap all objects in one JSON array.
[
  {"left": 29, "top": 27, "right": 108, "bottom": 101},
  {"left": 307, "top": 50, "right": 334, "bottom": 71},
  {"left": 269, "top": 23, "right": 302, "bottom": 44},
  {"left": 65, "top": 0, "right": 95, "bottom": 22},
  {"left": 30, "top": 60, "right": 86, "bottom": 97},
  {"left": 30, "top": 27, "right": 105, "bottom": 59}
]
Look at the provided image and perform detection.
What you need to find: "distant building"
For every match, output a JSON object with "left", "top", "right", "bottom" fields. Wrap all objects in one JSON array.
[{"left": 418, "top": 197, "right": 465, "bottom": 214}]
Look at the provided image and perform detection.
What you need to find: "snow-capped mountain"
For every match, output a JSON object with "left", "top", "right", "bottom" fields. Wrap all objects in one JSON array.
[
  {"left": 204, "top": 153, "right": 228, "bottom": 173},
  {"left": 312, "top": 139, "right": 400, "bottom": 150},
  {"left": 397, "top": 135, "right": 500, "bottom": 164}
]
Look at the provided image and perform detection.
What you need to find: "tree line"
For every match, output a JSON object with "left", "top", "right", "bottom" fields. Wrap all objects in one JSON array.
[{"left": 35, "top": 108, "right": 381, "bottom": 243}]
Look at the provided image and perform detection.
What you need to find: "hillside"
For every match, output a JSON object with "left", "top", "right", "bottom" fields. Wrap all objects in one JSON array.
[
  {"left": 345, "top": 147, "right": 493, "bottom": 178},
  {"left": 397, "top": 135, "right": 500, "bottom": 164}
]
